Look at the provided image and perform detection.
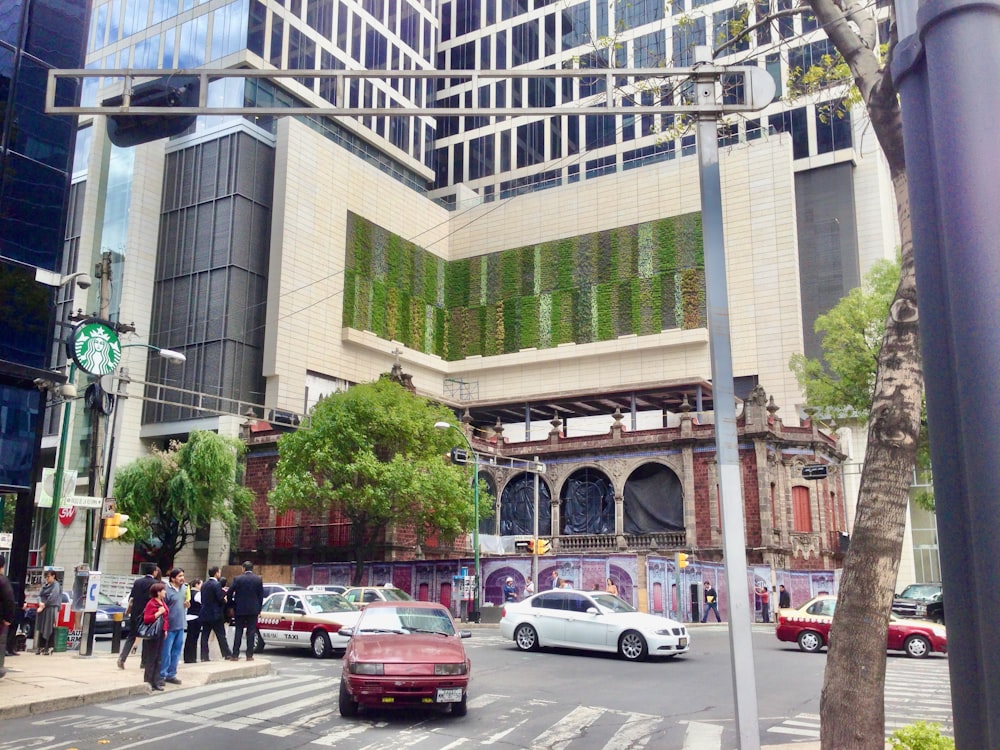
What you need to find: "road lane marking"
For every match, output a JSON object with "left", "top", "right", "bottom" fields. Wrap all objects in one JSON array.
[
  {"left": 533, "top": 705, "right": 604, "bottom": 749},
  {"left": 681, "top": 720, "right": 723, "bottom": 749}
]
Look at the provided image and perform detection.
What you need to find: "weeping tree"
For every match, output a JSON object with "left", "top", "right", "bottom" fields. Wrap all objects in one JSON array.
[
  {"left": 113, "top": 430, "right": 254, "bottom": 572},
  {"left": 268, "top": 377, "right": 481, "bottom": 586}
]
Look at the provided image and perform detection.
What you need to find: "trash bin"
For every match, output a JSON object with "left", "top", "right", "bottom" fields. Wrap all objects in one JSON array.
[{"left": 53, "top": 626, "right": 69, "bottom": 653}]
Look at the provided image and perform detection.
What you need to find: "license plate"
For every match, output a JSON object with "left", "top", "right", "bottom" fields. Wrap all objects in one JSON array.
[
  {"left": 436, "top": 688, "right": 463, "bottom": 703},
  {"left": 679, "top": 637, "right": 688, "bottom": 648}
]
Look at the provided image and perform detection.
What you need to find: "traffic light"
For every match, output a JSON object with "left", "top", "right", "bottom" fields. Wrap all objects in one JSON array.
[
  {"left": 449, "top": 447, "right": 469, "bottom": 465},
  {"left": 103, "top": 512, "right": 129, "bottom": 540},
  {"left": 676, "top": 552, "right": 689, "bottom": 569},
  {"left": 535, "top": 538, "right": 551, "bottom": 555},
  {"left": 103, "top": 75, "right": 200, "bottom": 148},
  {"left": 514, "top": 538, "right": 533, "bottom": 553}
]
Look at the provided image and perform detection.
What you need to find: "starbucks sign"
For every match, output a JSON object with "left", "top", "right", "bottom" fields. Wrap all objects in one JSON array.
[{"left": 70, "top": 320, "right": 122, "bottom": 376}]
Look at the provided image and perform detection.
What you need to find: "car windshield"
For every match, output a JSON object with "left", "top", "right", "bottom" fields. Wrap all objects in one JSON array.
[
  {"left": 589, "top": 593, "right": 636, "bottom": 614},
  {"left": 97, "top": 593, "right": 119, "bottom": 606},
  {"left": 304, "top": 593, "right": 356, "bottom": 613},
  {"left": 899, "top": 584, "right": 941, "bottom": 601},
  {"left": 357, "top": 605, "right": 456, "bottom": 636},
  {"left": 379, "top": 588, "right": 412, "bottom": 601}
]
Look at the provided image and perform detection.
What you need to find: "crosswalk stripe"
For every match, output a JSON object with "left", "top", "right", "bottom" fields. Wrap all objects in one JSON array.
[
  {"left": 310, "top": 723, "right": 371, "bottom": 746},
  {"left": 681, "top": 720, "right": 723, "bottom": 749},
  {"left": 603, "top": 712, "right": 661, "bottom": 750},
  {"left": 215, "top": 681, "right": 338, "bottom": 730},
  {"left": 532, "top": 705, "right": 604, "bottom": 749}
]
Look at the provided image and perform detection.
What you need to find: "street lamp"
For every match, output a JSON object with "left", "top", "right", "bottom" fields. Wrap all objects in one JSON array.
[{"left": 435, "top": 421, "right": 480, "bottom": 622}]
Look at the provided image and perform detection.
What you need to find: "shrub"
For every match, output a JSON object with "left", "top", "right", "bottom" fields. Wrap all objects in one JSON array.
[{"left": 888, "top": 721, "right": 955, "bottom": 750}]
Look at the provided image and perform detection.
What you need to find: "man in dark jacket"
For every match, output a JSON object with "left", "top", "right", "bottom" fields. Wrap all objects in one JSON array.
[
  {"left": 118, "top": 564, "right": 160, "bottom": 669},
  {"left": 227, "top": 561, "right": 263, "bottom": 661},
  {"left": 198, "top": 566, "right": 233, "bottom": 661},
  {"left": 0, "top": 554, "right": 17, "bottom": 679}
]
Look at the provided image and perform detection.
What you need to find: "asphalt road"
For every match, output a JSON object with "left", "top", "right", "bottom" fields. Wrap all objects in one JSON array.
[{"left": 0, "top": 627, "right": 951, "bottom": 750}]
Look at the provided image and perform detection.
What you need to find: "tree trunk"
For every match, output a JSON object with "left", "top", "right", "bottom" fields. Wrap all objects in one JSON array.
[
  {"left": 820, "top": 172, "right": 923, "bottom": 749},
  {"left": 798, "top": 2, "right": 925, "bottom": 747}
]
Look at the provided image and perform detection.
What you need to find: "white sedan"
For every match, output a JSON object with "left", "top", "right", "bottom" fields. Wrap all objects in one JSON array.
[
  {"left": 499, "top": 589, "right": 690, "bottom": 661},
  {"left": 255, "top": 590, "right": 361, "bottom": 658}
]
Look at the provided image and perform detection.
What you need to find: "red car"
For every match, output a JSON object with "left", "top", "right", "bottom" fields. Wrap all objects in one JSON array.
[
  {"left": 775, "top": 594, "right": 948, "bottom": 658},
  {"left": 338, "top": 600, "right": 472, "bottom": 717}
]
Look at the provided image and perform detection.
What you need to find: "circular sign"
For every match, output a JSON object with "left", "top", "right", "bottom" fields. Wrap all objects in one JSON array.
[
  {"left": 70, "top": 320, "right": 122, "bottom": 376},
  {"left": 58, "top": 504, "right": 77, "bottom": 526}
]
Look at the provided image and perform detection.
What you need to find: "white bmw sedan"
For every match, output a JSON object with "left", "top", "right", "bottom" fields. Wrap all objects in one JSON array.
[{"left": 499, "top": 589, "right": 690, "bottom": 661}]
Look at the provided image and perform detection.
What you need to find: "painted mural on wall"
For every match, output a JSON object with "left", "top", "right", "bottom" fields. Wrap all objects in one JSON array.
[
  {"left": 343, "top": 211, "right": 706, "bottom": 360},
  {"left": 292, "top": 557, "right": 839, "bottom": 623}
]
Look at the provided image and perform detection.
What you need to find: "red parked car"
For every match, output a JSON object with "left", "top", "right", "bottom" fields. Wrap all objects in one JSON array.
[
  {"left": 338, "top": 600, "right": 472, "bottom": 717},
  {"left": 775, "top": 594, "right": 948, "bottom": 658}
]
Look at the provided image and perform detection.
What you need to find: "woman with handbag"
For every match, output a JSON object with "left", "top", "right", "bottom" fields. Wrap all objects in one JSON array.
[
  {"left": 141, "top": 583, "right": 168, "bottom": 691},
  {"left": 34, "top": 570, "right": 62, "bottom": 655}
]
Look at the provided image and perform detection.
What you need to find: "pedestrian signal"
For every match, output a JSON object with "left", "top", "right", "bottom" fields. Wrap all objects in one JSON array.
[{"left": 102, "top": 512, "right": 129, "bottom": 539}]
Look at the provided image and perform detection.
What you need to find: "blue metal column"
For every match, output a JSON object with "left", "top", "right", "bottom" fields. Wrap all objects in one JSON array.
[{"left": 892, "top": 1, "right": 1000, "bottom": 745}]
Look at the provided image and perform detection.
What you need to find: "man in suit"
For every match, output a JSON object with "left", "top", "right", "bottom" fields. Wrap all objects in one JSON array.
[
  {"left": 198, "top": 566, "right": 233, "bottom": 661},
  {"left": 118, "top": 564, "right": 161, "bottom": 669},
  {"left": 227, "top": 561, "right": 264, "bottom": 661},
  {"left": 0, "top": 554, "right": 16, "bottom": 679}
]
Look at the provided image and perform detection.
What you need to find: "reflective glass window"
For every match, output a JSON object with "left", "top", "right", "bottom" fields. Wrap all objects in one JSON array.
[
  {"left": 769, "top": 106, "right": 809, "bottom": 159},
  {"left": 270, "top": 13, "right": 284, "bottom": 66},
  {"left": 451, "top": 134, "right": 463, "bottom": 181},
  {"left": 469, "top": 133, "right": 493, "bottom": 180},
  {"left": 633, "top": 30, "right": 664, "bottom": 68},
  {"left": 672, "top": 15, "right": 704, "bottom": 66},
  {"left": 400, "top": 2, "right": 419, "bottom": 49},
  {"left": 544, "top": 13, "right": 555, "bottom": 56},
  {"left": 366, "top": 27, "right": 387, "bottom": 68},
  {"left": 0, "top": 382, "right": 44, "bottom": 490},
  {"left": 585, "top": 114, "right": 615, "bottom": 149},
  {"left": 92, "top": 3, "right": 109, "bottom": 49},
  {"left": 26, "top": 0, "right": 88, "bottom": 69},
  {"left": 152, "top": 0, "right": 175, "bottom": 24},
  {"left": 510, "top": 19, "right": 537, "bottom": 65},
  {"left": 308, "top": 0, "right": 335, "bottom": 38},
  {"left": 815, "top": 101, "right": 852, "bottom": 154},
  {"left": 10, "top": 58, "right": 75, "bottom": 170},
  {"left": 212, "top": 0, "right": 250, "bottom": 60},
  {"left": 618, "top": 0, "right": 662, "bottom": 31},
  {"left": 455, "top": 0, "right": 480, "bottom": 35},
  {"left": 440, "top": 1, "right": 451, "bottom": 41},
  {"left": 495, "top": 28, "right": 506, "bottom": 68},
  {"left": 337, "top": 5, "right": 348, "bottom": 49},
  {"left": 178, "top": 14, "right": 209, "bottom": 67},
  {"left": 135, "top": 34, "right": 160, "bottom": 67},
  {"left": 1, "top": 1, "right": 23, "bottom": 46},
  {"left": 516, "top": 120, "right": 544, "bottom": 167},
  {"left": 163, "top": 27, "right": 176, "bottom": 67},
  {"left": 351, "top": 16, "right": 362, "bottom": 62},
  {"left": 108, "top": 0, "right": 122, "bottom": 43},
  {"left": 248, "top": 0, "right": 266, "bottom": 56}
]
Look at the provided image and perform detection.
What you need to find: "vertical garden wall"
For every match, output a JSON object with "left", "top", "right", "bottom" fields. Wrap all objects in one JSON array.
[{"left": 343, "top": 211, "right": 705, "bottom": 361}]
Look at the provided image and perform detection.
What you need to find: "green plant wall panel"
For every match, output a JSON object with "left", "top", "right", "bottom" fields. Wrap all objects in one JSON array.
[{"left": 344, "top": 211, "right": 705, "bottom": 361}]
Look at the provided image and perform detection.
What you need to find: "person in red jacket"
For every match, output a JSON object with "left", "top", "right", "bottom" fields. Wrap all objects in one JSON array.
[{"left": 142, "top": 583, "right": 169, "bottom": 691}]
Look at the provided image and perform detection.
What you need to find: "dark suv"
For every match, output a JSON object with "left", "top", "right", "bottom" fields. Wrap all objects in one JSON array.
[{"left": 892, "top": 583, "right": 944, "bottom": 624}]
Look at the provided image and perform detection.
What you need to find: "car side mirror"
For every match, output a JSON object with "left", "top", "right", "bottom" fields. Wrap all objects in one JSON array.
[
  {"left": 586, "top": 607, "right": 600, "bottom": 615},
  {"left": 458, "top": 629, "right": 472, "bottom": 639},
  {"left": 339, "top": 627, "right": 354, "bottom": 637}
]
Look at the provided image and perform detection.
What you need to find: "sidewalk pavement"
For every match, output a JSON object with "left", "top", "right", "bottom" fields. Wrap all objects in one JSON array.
[{"left": 0, "top": 648, "right": 269, "bottom": 721}]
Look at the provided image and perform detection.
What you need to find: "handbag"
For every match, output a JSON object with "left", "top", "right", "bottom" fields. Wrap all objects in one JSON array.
[{"left": 136, "top": 615, "right": 162, "bottom": 639}]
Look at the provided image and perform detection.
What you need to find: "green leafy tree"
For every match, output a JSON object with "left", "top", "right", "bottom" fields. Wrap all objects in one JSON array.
[
  {"left": 790, "top": 257, "right": 900, "bottom": 420},
  {"left": 113, "top": 430, "right": 254, "bottom": 572},
  {"left": 268, "top": 378, "right": 480, "bottom": 585}
]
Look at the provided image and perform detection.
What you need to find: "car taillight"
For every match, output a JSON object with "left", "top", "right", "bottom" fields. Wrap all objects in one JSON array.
[{"left": 501, "top": 606, "right": 506, "bottom": 618}]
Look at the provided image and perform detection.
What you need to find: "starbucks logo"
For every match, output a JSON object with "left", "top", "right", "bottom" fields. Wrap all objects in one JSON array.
[{"left": 71, "top": 321, "right": 122, "bottom": 376}]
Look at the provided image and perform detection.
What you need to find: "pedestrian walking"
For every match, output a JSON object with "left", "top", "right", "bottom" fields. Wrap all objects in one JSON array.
[
  {"left": 0, "top": 554, "right": 16, "bottom": 679},
  {"left": 198, "top": 566, "right": 233, "bottom": 661},
  {"left": 34, "top": 569, "right": 62, "bottom": 654},
  {"left": 183, "top": 578, "right": 202, "bottom": 663},
  {"left": 549, "top": 570, "right": 560, "bottom": 589},
  {"left": 227, "top": 561, "right": 264, "bottom": 661},
  {"left": 159, "top": 568, "right": 187, "bottom": 685},
  {"left": 606, "top": 577, "right": 618, "bottom": 596},
  {"left": 142, "top": 583, "right": 168, "bottom": 691},
  {"left": 118, "top": 565, "right": 160, "bottom": 670},
  {"left": 701, "top": 581, "right": 722, "bottom": 623}
]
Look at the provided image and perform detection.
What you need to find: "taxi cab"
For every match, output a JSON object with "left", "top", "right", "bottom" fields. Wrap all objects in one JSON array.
[
  {"left": 775, "top": 594, "right": 948, "bottom": 658},
  {"left": 255, "top": 590, "right": 362, "bottom": 658}
]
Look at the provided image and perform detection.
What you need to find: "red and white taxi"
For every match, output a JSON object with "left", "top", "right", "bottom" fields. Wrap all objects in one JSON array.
[
  {"left": 256, "top": 590, "right": 361, "bottom": 658},
  {"left": 775, "top": 594, "right": 948, "bottom": 658}
]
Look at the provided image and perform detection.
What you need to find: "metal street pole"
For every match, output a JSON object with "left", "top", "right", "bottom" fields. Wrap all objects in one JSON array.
[
  {"left": 694, "top": 45, "right": 761, "bottom": 750},
  {"left": 533, "top": 457, "right": 540, "bottom": 590},
  {"left": 44, "top": 362, "right": 77, "bottom": 567},
  {"left": 435, "top": 422, "right": 480, "bottom": 622}
]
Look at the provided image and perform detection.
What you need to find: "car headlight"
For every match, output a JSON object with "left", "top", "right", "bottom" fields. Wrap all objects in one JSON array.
[
  {"left": 434, "top": 663, "right": 468, "bottom": 676},
  {"left": 349, "top": 662, "right": 384, "bottom": 675},
  {"left": 95, "top": 612, "right": 109, "bottom": 622}
]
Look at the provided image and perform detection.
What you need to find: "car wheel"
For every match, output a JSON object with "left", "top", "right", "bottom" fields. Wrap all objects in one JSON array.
[
  {"left": 254, "top": 632, "right": 265, "bottom": 653},
  {"left": 797, "top": 630, "right": 824, "bottom": 653},
  {"left": 452, "top": 692, "right": 468, "bottom": 717},
  {"left": 338, "top": 678, "right": 359, "bottom": 717},
  {"left": 311, "top": 631, "right": 333, "bottom": 659},
  {"left": 904, "top": 635, "right": 931, "bottom": 658},
  {"left": 619, "top": 630, "right": 649, "bottom": 661},
  {"left": 513, "top": 624, "right": 539, "bottom": 651}
]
